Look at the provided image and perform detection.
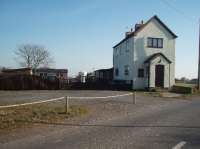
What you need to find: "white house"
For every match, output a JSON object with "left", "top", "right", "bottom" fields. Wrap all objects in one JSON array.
[{"left": 113, "top": 15, "right": 177, "bottom": 90}]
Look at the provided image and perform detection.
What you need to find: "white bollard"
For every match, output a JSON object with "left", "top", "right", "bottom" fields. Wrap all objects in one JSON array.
[
  {"left": 133, "top": 91, "right": 136, "bottom": 104},
  {"left": 65, "top": 96, "right": 69, "bottom": 113}
]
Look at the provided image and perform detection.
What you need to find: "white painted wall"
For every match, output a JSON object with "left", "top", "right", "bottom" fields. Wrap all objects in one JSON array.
[{"left": 113, "top": 37, "right": 134, "bottom": 81}]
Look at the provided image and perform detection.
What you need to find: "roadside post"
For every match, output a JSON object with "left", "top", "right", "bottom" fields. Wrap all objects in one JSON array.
[
  {"left": 65, "top": 96, "right": 69, "bottom": 113},
  {"left": 133, "top": 91, "right": 136, "bottom": 104}
]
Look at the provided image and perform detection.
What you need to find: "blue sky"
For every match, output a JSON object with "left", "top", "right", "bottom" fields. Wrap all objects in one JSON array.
[{"left": 0, "top": 0, "right": 199, "bottom": 78}]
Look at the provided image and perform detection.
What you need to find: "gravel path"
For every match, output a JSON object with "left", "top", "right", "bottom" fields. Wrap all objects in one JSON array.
[{"left": 0, "top": 90, "right": 129, "bottom": 105}]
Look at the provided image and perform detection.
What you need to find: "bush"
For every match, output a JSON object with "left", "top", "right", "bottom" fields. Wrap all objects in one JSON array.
[{"left": 171, "top": 85, "right": 195, "bottom": 94}]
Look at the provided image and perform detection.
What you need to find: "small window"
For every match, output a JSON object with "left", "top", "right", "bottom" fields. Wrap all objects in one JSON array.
[
  {"left": 115, "top": 48, "right": 119, "bottom": 55},
  {"left": 119, "top": 45, "right": 122, "bottom": 55},
  {"left": 125, "top": 40, "right": 129, "bottom": 52},
  {"left": 124, "top": 65, "right": 129, "bottom": 76},
  {"left": 115, "top": 68, "right": 119, "bottom": 76},
  {"left": 138, "top": 69, "right": 144, "bottom": 78}
]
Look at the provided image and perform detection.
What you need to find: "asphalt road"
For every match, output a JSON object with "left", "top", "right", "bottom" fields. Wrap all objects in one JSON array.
[{"left": 1, "top": 91, "right": 200, "bottom": 149}]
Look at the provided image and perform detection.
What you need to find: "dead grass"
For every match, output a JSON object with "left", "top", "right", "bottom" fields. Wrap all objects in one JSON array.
[{"left": 0, "top": 103, "right": 88, "bottom": 132}]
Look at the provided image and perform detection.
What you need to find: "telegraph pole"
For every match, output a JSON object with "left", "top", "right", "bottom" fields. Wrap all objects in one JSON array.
[{"left": 198, "top": 19, "right": 200, "bottom": 90}]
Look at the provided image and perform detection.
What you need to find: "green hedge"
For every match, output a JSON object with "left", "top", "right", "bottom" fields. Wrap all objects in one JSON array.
[{"left": 171, "top": 85, "right": 196, "bottom": 94}]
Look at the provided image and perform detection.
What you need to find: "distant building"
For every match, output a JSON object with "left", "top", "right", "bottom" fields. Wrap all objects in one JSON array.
[
  {"left": 77, "top": 72, "right": 87, "bottom": 83},
  {"left": 190, "top": 79, "right": 197, "bottom": 84},
  {"left": 94, "top": 68, "right": 113, "bottom": 82},
  {"left": 1, "top": 68, "right": 33, "bottom": 76},
  {"left": 35, "top": 68, "right": 68, "bottom": 82},
  {"left": 86, "top": 72, "right": 95, "bottom": 82},
  {"left": 68, "top": 77, "right": 79, "bottom": 84}
]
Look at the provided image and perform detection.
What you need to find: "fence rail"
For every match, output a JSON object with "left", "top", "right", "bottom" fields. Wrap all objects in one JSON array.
[{"left": 0, "top": 92, "right": 136, "bottom": 109}]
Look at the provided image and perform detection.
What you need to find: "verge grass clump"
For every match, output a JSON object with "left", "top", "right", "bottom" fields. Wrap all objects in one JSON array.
[
  {"left": 0, "top": 103, "right": 88, "bottom": 132},
  {"left": 141, "top": 91, "right": 162, "bottom": 97}
]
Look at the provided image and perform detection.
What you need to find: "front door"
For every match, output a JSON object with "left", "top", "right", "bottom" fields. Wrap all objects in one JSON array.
[{"left": 155, "top": 65, "right": 164, "bottom": 88}]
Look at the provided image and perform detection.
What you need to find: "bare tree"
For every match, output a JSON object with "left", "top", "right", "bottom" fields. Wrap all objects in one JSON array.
[{"left": 15, "top": 44, "right": 54, "bottom": 70}]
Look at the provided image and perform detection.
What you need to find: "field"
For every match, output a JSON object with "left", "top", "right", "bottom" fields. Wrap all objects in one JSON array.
[{"left": 175, "top": 83, "right": 196, "bottom": 87}]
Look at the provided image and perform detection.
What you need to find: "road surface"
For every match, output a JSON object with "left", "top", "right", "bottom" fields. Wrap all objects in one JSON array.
[{"left": 0, "top": 91, "right": 200, "bottom": 149}]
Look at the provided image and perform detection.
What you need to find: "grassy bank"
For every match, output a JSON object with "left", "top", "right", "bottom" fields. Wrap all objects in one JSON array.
[{"left": 0, "top": 103, "right": 88, "bottom": 132}]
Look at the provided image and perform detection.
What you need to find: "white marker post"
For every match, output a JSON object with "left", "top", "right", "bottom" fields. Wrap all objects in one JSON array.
[{"left": 65, "top": 96, "right": 69, "bottom": 113}]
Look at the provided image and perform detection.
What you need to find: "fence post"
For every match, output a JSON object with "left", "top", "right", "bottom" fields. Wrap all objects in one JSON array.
[
  {"left": 65, "top": 96, "right": 69, "bottom": 113},
  {"left": 133, "top": 91, "right": 136, "bottom": 104}
]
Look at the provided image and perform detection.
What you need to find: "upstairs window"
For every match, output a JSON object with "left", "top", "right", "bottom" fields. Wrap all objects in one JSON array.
[
  {"left": 115, "top": 47, "right": 119, "bottom": 56},
  {"left": 125, "top": 40, "right": 130, "bottom": 53},
  {"left": 119, "top": 45, "right": 122, "bottom": 55},
  {"left": 147, "top": 37, "right": 163, "bottom": 48}
]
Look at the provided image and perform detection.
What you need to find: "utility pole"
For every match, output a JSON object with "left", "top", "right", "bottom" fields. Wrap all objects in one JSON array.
[{"left": 198, "top": 19, "right": 200, "bottom": 90}]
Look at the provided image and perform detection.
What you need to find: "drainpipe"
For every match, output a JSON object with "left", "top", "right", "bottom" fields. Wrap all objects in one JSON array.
[
  {"left": 148, "top": 64, "right": 150, "bottom": 89},
  {"left": 198, "top": 19, "right": 200, "bottom": 90},
  {"left": 169, "top": 63, "right": 171, "bottom": 89}
]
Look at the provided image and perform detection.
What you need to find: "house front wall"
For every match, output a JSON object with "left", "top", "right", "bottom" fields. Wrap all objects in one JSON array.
[
  {"left": 133, "top": 19, "right": 175, "bottom": 89},
  {"left": 113, "top": 18, "right": 176, "bottom": 89}
]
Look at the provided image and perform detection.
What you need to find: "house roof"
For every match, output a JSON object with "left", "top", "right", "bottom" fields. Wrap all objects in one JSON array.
[
  {"left": 94, "top": 68, "right": 113, "bottom": 73},
  {"left": 2, "top": 68, "right": 32, "bottom": 73},
  {"left": 113, "top": 15, "right": 178, "bottom": 48},
  {"left": 144, "top": 53, "right": 172, "bottom": 64},
  {"left": 36, "top": 68, "right": 68, "bottom": 73}
]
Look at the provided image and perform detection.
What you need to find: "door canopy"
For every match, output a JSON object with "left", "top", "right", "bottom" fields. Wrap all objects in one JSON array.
[{"left": 144, "top": 53, "right": 172, "bottom": 64}]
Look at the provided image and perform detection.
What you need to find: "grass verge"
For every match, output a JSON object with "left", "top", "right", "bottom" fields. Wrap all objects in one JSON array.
[
  {"left": 0, "top": 103, "right": 88, "bottom": 132},
  {"left": 138, "top": 91, "right": 162, "bottom": 97},
  {"left": 175, "top": 83, "right": 196, "bottom": 88}
]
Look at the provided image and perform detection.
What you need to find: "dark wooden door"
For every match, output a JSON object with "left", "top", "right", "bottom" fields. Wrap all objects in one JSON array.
[{"left": 155, "top": 65, "right": 164, "bottom": 87}]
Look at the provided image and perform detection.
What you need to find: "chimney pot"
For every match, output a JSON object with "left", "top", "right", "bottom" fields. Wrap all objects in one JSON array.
[{"left": 131, "top": 28, "right": 133, "bottom": 32}]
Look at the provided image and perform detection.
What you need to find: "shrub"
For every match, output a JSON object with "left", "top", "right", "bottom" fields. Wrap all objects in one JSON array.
[{"left": 171, "top": 85, "right": 194, "bottom": 94}]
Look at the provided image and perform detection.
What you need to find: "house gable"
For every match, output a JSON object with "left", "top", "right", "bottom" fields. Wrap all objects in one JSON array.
[
  {"left": 134, "top": 15, "right": 177, "bottom": 39},
  {"left": 136, "top": 17, "right": 176, "bottom": 41},
  {"left": 113, "top": 15, "right": 177, "bottom": 48}
]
